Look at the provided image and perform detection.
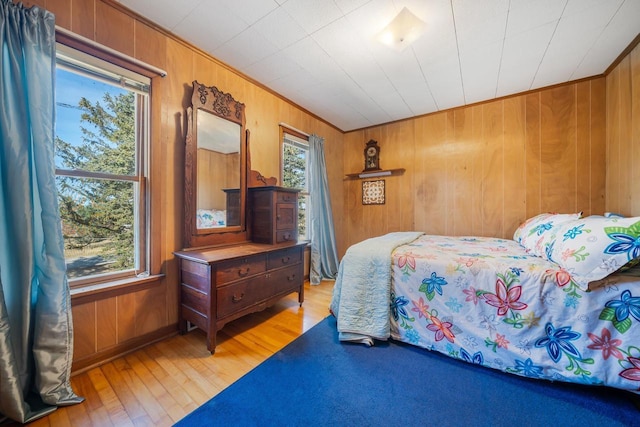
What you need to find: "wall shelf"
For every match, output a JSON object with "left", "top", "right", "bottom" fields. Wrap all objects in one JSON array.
[{"left": 345, "top": 168, "right": 405, "bottom": 180}]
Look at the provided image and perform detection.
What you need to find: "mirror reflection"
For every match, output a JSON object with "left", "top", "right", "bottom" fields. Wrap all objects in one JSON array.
[{"left": 196, "top": 110, "right": 241, "bottom": 229}]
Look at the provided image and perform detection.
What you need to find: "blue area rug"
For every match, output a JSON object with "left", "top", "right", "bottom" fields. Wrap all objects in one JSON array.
[{"left": 176, "top": 316, "right": 639, "bottom": 427}]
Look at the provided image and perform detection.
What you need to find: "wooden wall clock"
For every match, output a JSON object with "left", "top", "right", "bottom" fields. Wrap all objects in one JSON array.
[{"left": 363, "top": 139, "right": 381, "bottom": 171}]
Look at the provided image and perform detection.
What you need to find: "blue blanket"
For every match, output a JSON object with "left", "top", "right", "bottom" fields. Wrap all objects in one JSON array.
[{"left": 329, "top": 232, "right": 423, "bottom": 345}]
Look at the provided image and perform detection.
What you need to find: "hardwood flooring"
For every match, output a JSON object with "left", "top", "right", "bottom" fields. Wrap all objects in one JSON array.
[{"left": 24, "top": 280, "right": 334, "bottom": 426}]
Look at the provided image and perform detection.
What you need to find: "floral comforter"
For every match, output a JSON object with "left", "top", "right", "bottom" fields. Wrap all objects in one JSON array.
[{"left": 388, "top": 235, "right": 640, "bottom": 394}]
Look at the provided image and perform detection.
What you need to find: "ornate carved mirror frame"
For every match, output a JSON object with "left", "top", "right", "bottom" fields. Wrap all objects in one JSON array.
[{"left": 184, "top": 81, "right": 249, "bottom": 248}]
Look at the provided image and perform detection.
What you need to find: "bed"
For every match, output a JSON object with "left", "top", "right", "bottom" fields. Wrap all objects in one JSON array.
[{"left": 330, "top": 213, "right": 640, "bottom": 394}]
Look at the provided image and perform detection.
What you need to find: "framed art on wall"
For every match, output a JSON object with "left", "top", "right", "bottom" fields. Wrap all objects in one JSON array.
[{"left": 362, "top": 180, "right": 385, "bottom": 205}]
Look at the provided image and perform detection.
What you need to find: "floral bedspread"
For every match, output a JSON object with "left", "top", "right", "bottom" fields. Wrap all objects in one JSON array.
[{"left": 389, "top": 235, "right": 640, "bottom": 394}]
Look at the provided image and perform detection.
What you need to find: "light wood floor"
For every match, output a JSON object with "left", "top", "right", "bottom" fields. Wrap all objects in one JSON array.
[{"left": 25, "top": 280, "right": 334, "bottom": 427}]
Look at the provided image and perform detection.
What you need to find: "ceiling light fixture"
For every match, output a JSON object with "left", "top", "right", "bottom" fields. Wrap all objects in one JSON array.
[{"left": 376, "top": 7, "right": 426, "bottom": 52}]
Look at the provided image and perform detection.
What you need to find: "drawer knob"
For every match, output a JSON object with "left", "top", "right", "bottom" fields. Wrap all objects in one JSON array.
[
  {"left": 238, "top": 267, "right": 250, "bottom": 277},
  {"left": 232, "top": 292, "right": 245, "bottom": 303},
  {"left": 287, "top": 274, "right": 296, "bottom": 281},
  {"left": 283, "top": 233, "right": 290, "bottom": 241},
  {"left": 281, "top": 256, "right": 290, "bottom": 264}
]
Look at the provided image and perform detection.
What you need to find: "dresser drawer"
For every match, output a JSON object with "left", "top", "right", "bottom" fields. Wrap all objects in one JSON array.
[
  {"left": 267, "top": 246, "right": 302, "bottom": 270},
  {"left": 216, "top": 278, "right": 263, "bottom": 318},
  {"left": 276, "top": 230, "right": 297, "bottom": 244},
  {"left": 268, "top": 264, "right": 304, "bottom": 295},
  {"left": 276, "top": 191, "right": 296, "bottom": 203},
  {"left": 216, "top": 264, "right": 302, "bottom": 318},
  {"left": 215, "top": 255, "right": 266, "bottom": 284}
]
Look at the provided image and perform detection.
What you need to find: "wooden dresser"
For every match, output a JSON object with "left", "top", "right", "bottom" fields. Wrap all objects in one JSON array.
[
  {"left": 175, "top": 242, "right": 305, "bottom": 353},
  {"left": 249, "top": 186, "right": 300, "bottom": 244},
  {"left": 180, "top": 82, "right": 305, "bottom": 354}
]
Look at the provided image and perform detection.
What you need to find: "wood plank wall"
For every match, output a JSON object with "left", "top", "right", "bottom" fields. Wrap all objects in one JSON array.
[
  {"left": 341, "top": 80, "right": 607, "bottom": 257},
  {"left": 606, "top": 42, "right": 640, "bottom": 217},
  {"left": 16, "top": 0, "right": 634, "bottom": 370},
  {"left": 23, "top": 0, "right": 344, "bottom": 372},
  {"left": 197, "top": 150, "right": 240, "bottom": 211}
]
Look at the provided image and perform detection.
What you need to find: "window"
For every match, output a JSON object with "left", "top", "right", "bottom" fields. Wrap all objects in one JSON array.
[
  {"left": 280, "top": 128, "right": 310, "bottom": 240},
  {"left": 54, "top": 44, "right": 150, "bottom": 286}
]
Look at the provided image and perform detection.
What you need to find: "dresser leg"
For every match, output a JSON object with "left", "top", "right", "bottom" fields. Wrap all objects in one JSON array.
[
  {"left": 207, "top": 333, "right": 217, "bottom": 355},
  {"left": 178, "top": 319, "right": 187, "bottom": 335}
]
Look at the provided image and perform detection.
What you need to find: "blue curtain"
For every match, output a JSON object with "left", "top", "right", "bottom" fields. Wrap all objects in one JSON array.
[
  {"left": 308, "top": 134, "right": 339, "bottom": 285},
  {"left": 0, "top": 1, "right": 82, "bottom": 423}
]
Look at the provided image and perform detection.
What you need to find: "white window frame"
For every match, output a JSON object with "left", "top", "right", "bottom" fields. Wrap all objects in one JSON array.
[{"left": 55, "top": 44, "right": 150, "bottom": 288}]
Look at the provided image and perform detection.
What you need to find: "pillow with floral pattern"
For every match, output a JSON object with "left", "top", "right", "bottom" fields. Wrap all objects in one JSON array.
[
  {"left": 196, "top": 209, "right": 226, "bottom": 228},
  {"left": 550, "top": 215, "right": 640, "bottom": 290},
  {"left": 513, "top": 212, "right": 582, "bottom": 259}
]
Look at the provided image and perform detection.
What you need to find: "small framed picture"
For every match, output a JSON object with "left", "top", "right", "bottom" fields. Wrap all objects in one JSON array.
[{"left": 362, "top": 180, "right": 385, "bottom": 205}]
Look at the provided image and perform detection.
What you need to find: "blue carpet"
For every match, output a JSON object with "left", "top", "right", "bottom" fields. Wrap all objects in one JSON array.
[{"left": 176, "top": 316, "right": 639, "bottom": 427}]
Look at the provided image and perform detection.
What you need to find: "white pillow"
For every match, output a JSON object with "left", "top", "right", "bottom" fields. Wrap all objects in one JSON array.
[{"left": 513, "top": 212, "right": 582, "bottom": 259}]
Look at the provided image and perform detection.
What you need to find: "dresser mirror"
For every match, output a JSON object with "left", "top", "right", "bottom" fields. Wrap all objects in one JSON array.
[{"left": 184, "top": 81, "right": 248, "bottom": 248}]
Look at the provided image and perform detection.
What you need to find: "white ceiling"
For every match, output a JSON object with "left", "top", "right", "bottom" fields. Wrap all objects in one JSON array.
[{"left": 117, "top": 0, "right": 640, "bottom": 132}]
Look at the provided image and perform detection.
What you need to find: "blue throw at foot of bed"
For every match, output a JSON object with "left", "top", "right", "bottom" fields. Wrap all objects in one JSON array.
[{"left": 330, "top": 227, "right": 640, "bottom": 395}]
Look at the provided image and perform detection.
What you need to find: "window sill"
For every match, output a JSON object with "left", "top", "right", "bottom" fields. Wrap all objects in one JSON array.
[
  {"left": 298, "top": 239, "right": 311, "bottom": 247},
  {"left": 70, "top": 274, "right": 165, "bottom": 305}
]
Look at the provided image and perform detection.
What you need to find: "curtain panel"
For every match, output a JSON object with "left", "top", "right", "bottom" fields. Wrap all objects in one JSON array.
[
  {"left": 0, "top": 0, "right": 82, "bottom": 423},
  {"left": 308, "top": 134, "right": 339, "bottom": 285}
]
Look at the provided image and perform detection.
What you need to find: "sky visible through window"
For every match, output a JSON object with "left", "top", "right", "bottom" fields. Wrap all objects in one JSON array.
[
  {"left": 55, "top": 68, "right": 126, "bottom": 164},
  {"left": 55, "top": 67, "right": 134, "bottom": 279}
]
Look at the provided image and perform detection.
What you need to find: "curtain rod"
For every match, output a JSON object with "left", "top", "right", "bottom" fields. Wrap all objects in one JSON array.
[
  {"left": 55, "top": 26, "right": 167, "bottom": 78},
  {"left": 279, "top": 122, "right": 310, "bottom": 137}
]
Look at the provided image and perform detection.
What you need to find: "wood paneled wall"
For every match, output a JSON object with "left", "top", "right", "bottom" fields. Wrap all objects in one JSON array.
[
  {"left": 197, "top": 150, "right": 239, "bottom": 211},
  {"left": 606, "top": 42, "right": 640, "bottom": 217},
  {"left": 17, "top": 0, "right": 634, "bottom": 370},
  {"left": 341, "top": 80, "right": 607, "bottom": 257},
  {"left": 25, "top": 0, "right": 344, "bottom": 371}
]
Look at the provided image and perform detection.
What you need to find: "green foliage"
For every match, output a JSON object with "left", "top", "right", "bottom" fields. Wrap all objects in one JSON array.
[
  {"left": 56, "top": 92, "right": 136, "bottom": 271},
  {"left": 282, "top": 144, "right": 306, "bottom": 189},
  {"left": 282, "top": 143, "right": 308, "bottom": 237}
]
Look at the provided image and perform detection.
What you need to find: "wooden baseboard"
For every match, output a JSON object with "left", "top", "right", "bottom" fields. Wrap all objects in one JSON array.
[{"left": 71, "top": 324, "right": 178, "bottom": 374}]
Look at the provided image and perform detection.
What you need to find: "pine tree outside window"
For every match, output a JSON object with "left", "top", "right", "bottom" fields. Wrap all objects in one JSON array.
[
  {"left": 54, "top": 45, "right": 149, "bottom": 286},
  {"left": 280, "top": 128, "right": 309, "bottom": 241}
]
